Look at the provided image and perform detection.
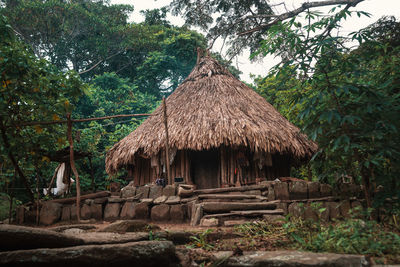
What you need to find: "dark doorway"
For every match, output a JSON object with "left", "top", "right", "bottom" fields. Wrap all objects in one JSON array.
[{"left": 191, "top": 149, "right": 219, "bottom": 189}]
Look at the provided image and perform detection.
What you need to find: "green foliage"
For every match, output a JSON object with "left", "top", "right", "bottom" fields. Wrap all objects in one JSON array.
[
  {"left": 188, "top": 229, "right": 214, "bottom": 250},
  {"left": 253, "top": 11, "right": 400, "bottom": 204},
  {"left": 284, "top": 209, "right": 400, "bottom": 262},
  {"left": 0, "top": 14, "right": 85, "bottom": 201}
]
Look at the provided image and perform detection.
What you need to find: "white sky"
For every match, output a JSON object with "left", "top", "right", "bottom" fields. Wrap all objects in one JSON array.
[{"left": 111, "top": 0, "right": 400, "bottom": 83}]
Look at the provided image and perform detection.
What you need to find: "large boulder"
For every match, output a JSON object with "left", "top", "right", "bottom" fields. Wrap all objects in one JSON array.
[
  {"left": 289, "top": 181, "right": 308, "bottom": 200},
  {"left": 327, "top": 202, "right": 340, "bottom": 220},
  {"left": 137, "top": 186, "right": 150, "bottom": 199},
  {"left": 120, "top": 202, "right": 136, "bottom": 219},
  {"left": 0, "top": 241, "right": 179, "bottom": 267},
  {"left": 80, "top": 204, "right": 91, "bottom": 220},
  {"left": 90, "top": 203, "right": 103, "bottom": 220},
  {"left": 40, "top": 202, "right": 62, "bottom": 225},
  {"left": 0, "top": 224, "right": 83, "bottom": 251},
  {"left": 104, "top": 203, "right": 121, "bottom": 221},
  {"left": 162, "top": 185, "right": 176, "bottom": 197},
  {"left": 61, "top": 206, "right": 71, "bottom": 221},
  {"left": 274, "top": 182, "right": 289, "bottom": 200},
  {"left": 121, "top": 186, "right": 136, "bottom": 198},
  {"left": 307, "top": 182, "right": 320, "bottom": 199},
  {"left": 320, "top": 184, "right": 333, "bottom": 197},
  {"left": 170, "top": 204, "right": 185, "bottom": 222},
  {"left": 149, "top": 186, "right": 163, "bottom": 199},
  {"left": 151, "top": 204, "right": 170, "bottom": 222},
  {"left": 134, "top": 202, "right": 150, "bottom": 219}
]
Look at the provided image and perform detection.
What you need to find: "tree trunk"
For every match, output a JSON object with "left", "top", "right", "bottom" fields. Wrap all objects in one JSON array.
[{"left": 0, "top": 119, "right": 34, "bottom": 202}]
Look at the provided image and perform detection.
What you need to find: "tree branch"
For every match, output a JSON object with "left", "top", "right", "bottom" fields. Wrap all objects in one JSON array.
[{"left": 238, "top": 0, "right": 365, "bottom": 36}]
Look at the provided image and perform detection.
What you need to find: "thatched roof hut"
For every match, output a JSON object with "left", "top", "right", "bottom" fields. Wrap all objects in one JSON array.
[{"left": 106, "top": 55, "right": 317, "bottom": 188}]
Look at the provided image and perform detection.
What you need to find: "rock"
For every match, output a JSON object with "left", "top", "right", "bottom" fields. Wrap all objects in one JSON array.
[
  {"left": 104, "top": 203, "right": 121, "bottom": 221},
  {"left": 71, "top": 205, "right": 78, "bottom": 220},
  {"left": 289, "top": 181, "right": 308, "bottom": 200},
  {"left": 90, "top": 203, "right": 103, "bottom": 220},
  {"left": 351, "top": 200, "right": 362, "bottom": 209},
  {"left": 156, "top": 231, "right": 192, "bottom": 245},
  {"left": 0, "top": 224, "right": 84, "bottom": 251},
  {"left": 154, "top": 195, "right": 168, "bottom": 204},
  {"left": 224, "top": 220, "right": 247, "bottom": 226},
  {"left": 108, "top": 197, "right": 125, "bottom": 203},
  {"left": 151, "top": 204, "right": 170, "bottom": 221},
  {"left": 141, "top": 198, "right": 154, "bottom": 204},
  {"left": 304, "top": 204, "right": 318, "bottom": 221},
  {"left": 134, "top": 202, "right": 150, "bottom": 219},
  {"left": 200, "top": 218, "right": 218, "bottom": 227},
  {"left": 50, "top": 224, "right": 97, "bottom": 232},
  {"left": 162, "top": 185, "right": 176, "bottom": 197},
  {"left": 274, "top": 182, "right": 289, "bottom": 200},
  {"left": 63, "top": 228, "right": 85, "bottom": 235},
  {"left": 120, "top": 202, "right": 136, "bottom": 219},
  {"left": 84, "top": 199, "right": 94, "bottom": 205},
  {"left": 149, "top": 186, "right": 163, "bottom": 199},
  {"left": 288, "top": 202, "right": 303, "bottom": 218},
  {"left": 263, "top": 214, "right": 285, "bottom": 224},
  {"left": 169, "top": 204, "right": 185, "bottom": 222},
  {"left": 121, "top": 186, "right": 136, "bottom": 198},
  {"left": 40, "top": 202, "right": 62, "bottom": 225},
  {"left": 137, "top": 186, "right": 150, "bottom": 199},
  {"left": 202, "top": 202, "right": 277, "bottom": 213},
  {"left": 177, "top": 186, "right": 194, "bottom": 198},
  {"left": 226, "top": 250, "right": 368, "bottom": 267},
  {"left": 320, "top": 183, "right": 333, "bottom": 197},
  {"left": 100, "top": 220, "right": 160, "bottom": 233},
  {"left": 276, "top": 202, "right": 288, "bottom": 215},
  {"left": 267, "top": 186, "right": 275, "bottom": 201},
  {"left": 79, "top": 232, "right": 149, "bottom": 245},
  {"left": 327, "top": 201, "right": 340, "bottom": 220},
  {"left": 339, "top": 200, "right": 351, "bottom": 218},
  {"left": 16, "top": 206, "right": 25, "bottom": 224},
  {"left": 308, "top": 182, "right": 320, "bottom": 198},
  {"left": 165, "top": 196, "right": 181, "bottom": 205},
  {"left": 0, "top": 240, "right": 179, "bottom": 267},
  {"left": 61, "top": 206, "right": 71, "bottom": 221},
  {"left": 319, "top": 202, "right": 330, "bottom": 222},
  {"left": 94, "top": 197, "right": 108, "bottom": 204},
  {"left": 81, "top": 204, "right": 92, "bottom": 220}
]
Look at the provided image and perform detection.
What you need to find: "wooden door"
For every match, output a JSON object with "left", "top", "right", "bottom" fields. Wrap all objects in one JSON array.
[{"left": 191, "top": 149, "right": 219, "bottom": 189}]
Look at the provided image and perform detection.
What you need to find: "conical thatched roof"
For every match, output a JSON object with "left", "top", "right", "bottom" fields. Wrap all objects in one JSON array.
[{"left": 106, "top": 56, "right": 317, "bottom": 174}]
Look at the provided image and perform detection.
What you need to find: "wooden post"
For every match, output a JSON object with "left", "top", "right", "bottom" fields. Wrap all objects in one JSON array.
[
  {"left": 162, "top": 97, "right": 172, "bottom": 185},
  {"left": 67, "top": 113, "right": 81, "bottom": 221},
  {"left": 36, "top": 172, "right": 40, "bottom": 226},
  {"left": 46, "top": 164, "right": 61, "bottom": 196}
]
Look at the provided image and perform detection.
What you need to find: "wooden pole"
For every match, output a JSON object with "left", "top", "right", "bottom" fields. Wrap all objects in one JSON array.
[
  {"left": 67, "top": 113, "right": 81, "bottom": 221},
  {"left": 46, "top": 164, "right": 61, "bottom": 196},
  {"left": 162, "top": 97, "right": 172, "bottom": 185}
]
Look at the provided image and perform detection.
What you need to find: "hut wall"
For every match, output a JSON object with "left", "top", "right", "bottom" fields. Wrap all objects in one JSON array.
[{"left": 129, "top": 147, "right": 291, "bottom": 187}]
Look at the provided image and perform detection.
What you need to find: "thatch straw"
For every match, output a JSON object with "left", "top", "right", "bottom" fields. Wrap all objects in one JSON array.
[{"left": 106, "top": 56, "right": 317, "bottom": 174}]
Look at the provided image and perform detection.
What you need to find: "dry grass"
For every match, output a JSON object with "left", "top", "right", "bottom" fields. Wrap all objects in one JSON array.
[{"left": 106, "top": 56, "right": 317, "bottom": 174}]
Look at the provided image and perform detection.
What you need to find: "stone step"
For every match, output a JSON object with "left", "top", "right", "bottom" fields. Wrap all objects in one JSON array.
[
  {"left": 201, "top": 201, "right": 279, "bottom": 213},
  {"left": 202, "top": 209, "right": 284, "bottom": 220}
]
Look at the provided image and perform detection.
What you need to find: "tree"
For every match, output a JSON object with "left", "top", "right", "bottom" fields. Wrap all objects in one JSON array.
[
  {"left": 170, "top": 0, "right": 365, "bottom": 57},
  {"left": 0, "top": 14, "right": 85, "bottom": 201}
]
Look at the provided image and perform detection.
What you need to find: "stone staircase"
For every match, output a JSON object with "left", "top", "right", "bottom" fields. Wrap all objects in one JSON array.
[{"left": 188, "top": 186, "right": 286, "bottom": 226}]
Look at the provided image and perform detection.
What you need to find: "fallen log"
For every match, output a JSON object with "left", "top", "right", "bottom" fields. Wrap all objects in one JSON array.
[
  {"left": 194, "top": 184, "right": 268, "bottom": 194},
  {"left": 48, "top": 191, "right": 111, "bottom": 205},
  {"left": 0, "top": 241, "right": 179, "bottom": 267},
  {"left": 202, "top": 201, "right": 279, "bottom": 213},
  {"left": 198, "top": 194, "right": 258, "bottom": 199}
]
